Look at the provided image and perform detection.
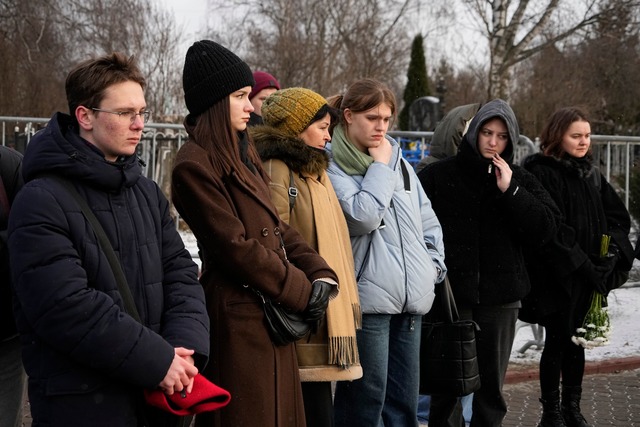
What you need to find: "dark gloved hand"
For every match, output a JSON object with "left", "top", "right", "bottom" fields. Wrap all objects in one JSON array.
[
  {"left": 596, "top": 254, "right": 618, "bottom": 276},
  {"left": 597, "top": 253, "right": 627, "bottom": 293},
  {"left": 304, "top": 280, "right": 332, "bottom": 331},
  {"left": 576, "top": 259, "right": 609, "bottom": 295}
]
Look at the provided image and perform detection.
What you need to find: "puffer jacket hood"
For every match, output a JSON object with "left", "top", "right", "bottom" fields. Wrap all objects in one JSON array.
[
  {"left": 251, "top": 125, "right": 328, "bottom": 176},
  {"left": 429, "top": 103, "right": 481, "bottom": 160},
  {"left": 22, "top": 112, "right": 143, "bottom": 191},
  {"left": 461, "top": 99, "right": 519, "bottom": 163}
]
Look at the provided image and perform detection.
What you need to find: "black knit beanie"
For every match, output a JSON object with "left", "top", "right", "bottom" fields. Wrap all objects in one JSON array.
[{"left": 182, "top": 40, "right": 255, "bottom": 116}]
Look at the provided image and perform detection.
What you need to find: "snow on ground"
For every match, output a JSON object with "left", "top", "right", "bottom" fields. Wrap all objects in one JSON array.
[
  {"left": 510, "top": 284, "right": 640, "bottom": 365},
  {"left": 179, "top": 230, "right": 640, "bottom": 365},
  {"left": 180, "top": 229, "right": 200, "bottom": 268}
]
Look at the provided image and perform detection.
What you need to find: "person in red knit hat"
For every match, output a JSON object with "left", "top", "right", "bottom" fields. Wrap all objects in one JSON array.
[{"left": 248, "top": 70, "right": 281, "bottom": 126}]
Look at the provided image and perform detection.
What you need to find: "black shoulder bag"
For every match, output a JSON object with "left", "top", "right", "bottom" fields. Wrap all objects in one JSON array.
[
  {"left": 254, "top": 234, "right": 312, "bottom": 346},
  {"left": 420, "top": 276, "right": 481, "bottom": 397}
]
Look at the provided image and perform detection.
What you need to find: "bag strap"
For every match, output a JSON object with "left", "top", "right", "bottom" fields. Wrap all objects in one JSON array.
[
  {"left": 288, "top": 169, "right": 298, "bottom": 213},
  {"left": 49, "top": 176, "right": 142, "bottom": 322},
  {"left": 440, "top": 276, "right": 460, "bottom": 323},
  {"left": 400, "top": 160, "right": 411, "bottom": 193}
]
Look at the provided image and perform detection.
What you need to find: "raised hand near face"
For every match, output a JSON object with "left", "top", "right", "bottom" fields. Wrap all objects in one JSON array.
[{"left": 492, "top": 153, "right": 512, "bottom": 193}]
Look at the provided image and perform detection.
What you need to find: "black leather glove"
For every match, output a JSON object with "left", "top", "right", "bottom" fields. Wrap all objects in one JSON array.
[
  {"left": 596, "top": 254, "right": 618, "bottom": 276},
  {"left": 304, "top": 280, "right": 332, "bottom": 330},
  {"left": 576, "top": 259, "right": 609, "bottom": 294},
  {"left": 597, "top": 252, "right": 630, "bottom": 293}
]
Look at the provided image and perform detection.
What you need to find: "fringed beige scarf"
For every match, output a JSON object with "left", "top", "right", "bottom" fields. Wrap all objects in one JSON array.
[{"left": 309, "top": 172, "right": 361, "bottom": 368}]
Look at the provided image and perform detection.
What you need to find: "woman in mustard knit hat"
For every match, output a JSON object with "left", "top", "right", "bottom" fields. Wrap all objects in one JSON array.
[{"left": 251, "top": 87, "right": 363, "bottom": 427}]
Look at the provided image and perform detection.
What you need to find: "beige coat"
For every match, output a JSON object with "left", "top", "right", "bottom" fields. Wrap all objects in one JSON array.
[{"left": 254, "top": 126, "right": 362, "bottom": 382}]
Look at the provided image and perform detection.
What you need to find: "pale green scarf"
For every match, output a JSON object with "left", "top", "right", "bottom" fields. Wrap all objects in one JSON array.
[{"left": 331, "top": 124, "right": 374, "bottom": 176}]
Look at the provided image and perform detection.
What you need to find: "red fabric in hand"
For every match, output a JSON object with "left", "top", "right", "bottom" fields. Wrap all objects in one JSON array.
[{"left": 144, "top": 373, "right": 231, "bottom": 416}]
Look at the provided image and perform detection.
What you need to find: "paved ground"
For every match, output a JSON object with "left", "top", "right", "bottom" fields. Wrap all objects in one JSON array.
[
  {"left": 503, "top": 367, "right": 640, "bottom": 426},
  {"left": 22, "top": 358, "right": 640, "bottom": 426},
  {"left": 419, "top": 357, "right": 640, "bottom": 427}
]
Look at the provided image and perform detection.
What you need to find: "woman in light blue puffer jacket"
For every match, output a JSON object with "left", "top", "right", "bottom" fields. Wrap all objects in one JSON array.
[{"left": 327, "top": 78, "right": 446, "bottom": 427}]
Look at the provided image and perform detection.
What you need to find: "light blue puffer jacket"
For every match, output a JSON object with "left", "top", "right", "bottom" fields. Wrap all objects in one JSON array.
[{"left": 327, "top": 135, "right": 446, "bottom": 314}]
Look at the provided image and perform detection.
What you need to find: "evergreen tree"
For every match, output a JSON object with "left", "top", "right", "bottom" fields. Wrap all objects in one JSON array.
[{"left": 399, "top": 34, "right": 430, "bottom": 130}]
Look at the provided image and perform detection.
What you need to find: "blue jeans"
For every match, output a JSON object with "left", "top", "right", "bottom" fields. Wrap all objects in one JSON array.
[
  {"left": 334, "top": 313, "right": 421, "bottom": 427},
  {"left": 0, "top": 336, "right": 26, "bottom": 427}
]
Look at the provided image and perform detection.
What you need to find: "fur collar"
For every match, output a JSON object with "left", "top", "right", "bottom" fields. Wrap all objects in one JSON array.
[
  {"left": 523, "top": 152, "right": 596, "bottom": 180},
  {"left": 251, "top": 125, "right": 329, "bottom": 176}
]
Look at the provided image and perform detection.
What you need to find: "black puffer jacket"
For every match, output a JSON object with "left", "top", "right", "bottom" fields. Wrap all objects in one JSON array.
[
  {"left": 418, "top": 100, "right": 561, "bottom": 307},
  {"left": 8, "top": 113, "right": 209, "bottom": 423}
]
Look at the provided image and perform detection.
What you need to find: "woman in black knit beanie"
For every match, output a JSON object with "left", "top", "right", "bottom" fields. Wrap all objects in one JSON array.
[{"left": 172, "top": 40, "right": 339, "bottom": 427}]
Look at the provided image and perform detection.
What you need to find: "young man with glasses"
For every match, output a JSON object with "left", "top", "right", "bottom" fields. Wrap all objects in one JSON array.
[{"left": 7, "top": 52, "right": 209, "bottom": 426}]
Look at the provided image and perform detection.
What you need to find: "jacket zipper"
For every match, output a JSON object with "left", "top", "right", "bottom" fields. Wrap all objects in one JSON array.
[{"left": 389, "top": 198, "right": 409, "bottom": 312}]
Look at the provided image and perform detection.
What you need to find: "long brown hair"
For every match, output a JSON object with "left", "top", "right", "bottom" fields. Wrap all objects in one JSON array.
[
  {"left": 540, "top": 107, "right": 591, "bottom": 158},
  {"left": 184, "top": 97, "right": 262, "bottom": 184}
]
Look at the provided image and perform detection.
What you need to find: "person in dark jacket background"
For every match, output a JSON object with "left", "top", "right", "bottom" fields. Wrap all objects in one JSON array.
[
  {"left": 8, "top": 52, "right": 210, "bottom": 427},
  {"left": 414, "top": 103, "right": 481, "bottom": 173},
  {"left": 521, "top": 107, "right": 634, "bottom": 427},
  {"left": 248, "top": 70, "right": 281, "bottom": 126},
  {"left": 418, "top": 99, "right": 560, "bottom": 427},
  {"left": 0, "top": 145, "right": 25, "bottom": 427}
]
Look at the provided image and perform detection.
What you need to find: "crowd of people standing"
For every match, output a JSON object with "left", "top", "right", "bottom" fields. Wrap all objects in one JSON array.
[{"left": 0, "top": 38, "right": 636, "bottom": 427}]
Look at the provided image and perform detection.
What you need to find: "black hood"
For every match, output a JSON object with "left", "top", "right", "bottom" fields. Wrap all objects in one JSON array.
[
  {"left": 460, "top": 99, "right": 519, "bottom": 163},
  {"left": 22, "top": 113, "right": 143, "bottom": 192}
]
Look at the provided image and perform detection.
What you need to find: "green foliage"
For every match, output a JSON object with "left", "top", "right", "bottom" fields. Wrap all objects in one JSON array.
[{"left": 399, "top": 34, "right": 430, "bottom": 131}]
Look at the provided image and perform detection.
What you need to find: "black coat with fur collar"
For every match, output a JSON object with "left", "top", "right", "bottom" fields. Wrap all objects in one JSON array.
[{"left": 521, "top": 153, "right": 634, "bottom": 323}]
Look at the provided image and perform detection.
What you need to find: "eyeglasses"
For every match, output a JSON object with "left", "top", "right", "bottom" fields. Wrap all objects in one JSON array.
[{"left": 90, "top": 107, "right": 151, "bottom": 124}]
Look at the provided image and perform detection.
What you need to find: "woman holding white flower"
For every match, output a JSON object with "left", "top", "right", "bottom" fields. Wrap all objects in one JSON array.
[{"left": 521, "top": 107, "right": 634, "bottom": 427}]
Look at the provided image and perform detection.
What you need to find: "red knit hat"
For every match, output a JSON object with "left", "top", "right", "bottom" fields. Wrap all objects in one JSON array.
[
  {"left": 144, "top": 373, "right": 231, "bottom": 416},
  {"left": 249, "top": 71, "right": 281, "bottom": 100}
]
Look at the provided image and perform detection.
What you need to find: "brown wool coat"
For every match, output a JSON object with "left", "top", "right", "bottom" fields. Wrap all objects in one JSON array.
[{"left": 171, "top": 140, "right": 338, "bottom": 427}]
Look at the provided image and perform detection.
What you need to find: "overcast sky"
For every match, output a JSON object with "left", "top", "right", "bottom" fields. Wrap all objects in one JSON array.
[
  {"left": 156, "top": 0, "right": 208, "bottom": 43},
  {"left": 154, "top": 0, "right": 490, "bottom": 71}
]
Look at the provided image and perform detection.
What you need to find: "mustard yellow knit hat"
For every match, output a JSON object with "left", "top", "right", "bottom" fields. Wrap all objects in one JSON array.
[{"left": 261, "top": 87, "right": 327, "bottom": 136}]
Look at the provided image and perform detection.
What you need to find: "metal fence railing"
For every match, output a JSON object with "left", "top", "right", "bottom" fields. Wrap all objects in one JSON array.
[{"left": 4, "top": 116, "right": 640, "bottom": 209}]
